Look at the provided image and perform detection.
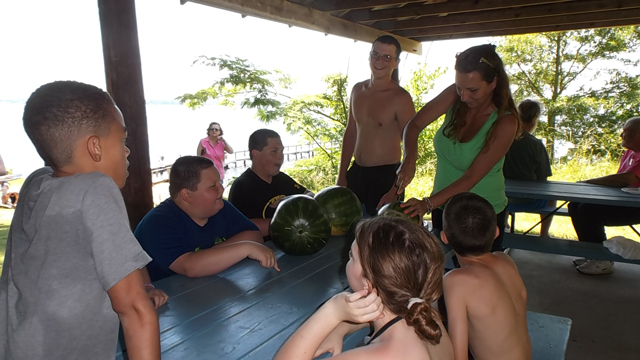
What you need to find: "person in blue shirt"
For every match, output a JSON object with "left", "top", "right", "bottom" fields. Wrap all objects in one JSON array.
[{"left": 135, "top": 156, "right": 279, "bottom": 281}]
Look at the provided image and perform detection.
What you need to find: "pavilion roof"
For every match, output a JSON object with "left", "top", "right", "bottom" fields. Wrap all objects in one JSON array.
[{"left": 182, "top": 0, "right": 640, "bottom": 55}]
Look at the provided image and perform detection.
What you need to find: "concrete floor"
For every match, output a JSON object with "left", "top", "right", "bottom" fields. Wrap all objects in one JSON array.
[{"left": 510, "top": 249, "right": 640, "bottom": 360}]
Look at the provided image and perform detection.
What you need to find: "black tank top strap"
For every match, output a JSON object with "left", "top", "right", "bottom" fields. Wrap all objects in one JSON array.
[{"left": 364, "top": 316, "right": 403, "bottom": 345}]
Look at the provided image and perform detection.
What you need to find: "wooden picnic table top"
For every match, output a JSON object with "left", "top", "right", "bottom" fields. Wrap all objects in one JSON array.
[
  {"left": 505, "top": 179, "right": 640, "bottom": 208},
  {"left": 115, "top": 234, "right": 569, "bottom": 360}
]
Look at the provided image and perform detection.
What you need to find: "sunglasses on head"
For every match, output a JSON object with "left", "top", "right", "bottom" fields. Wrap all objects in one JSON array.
[{"left": 455, "top": 52, "right": 495, "bottom": 69}]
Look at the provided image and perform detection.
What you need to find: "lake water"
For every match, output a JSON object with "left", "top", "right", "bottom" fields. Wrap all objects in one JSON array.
[{"left": 0, "top": 100, "right": 299, "bottom": 177}]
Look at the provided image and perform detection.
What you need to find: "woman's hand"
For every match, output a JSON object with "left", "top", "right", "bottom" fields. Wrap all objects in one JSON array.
[
  {"left": 400, "top": 197, "right": 429, "bottom": 220},
  {"left": 395, "top": 161, "right": 416, "bottom": 195},
  {"left": 329, "top": 290, "right": 384, "bottom": 324}
]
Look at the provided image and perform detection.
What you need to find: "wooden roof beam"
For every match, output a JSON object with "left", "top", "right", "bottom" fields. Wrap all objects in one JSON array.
[
  {"left": 374, "top": 0, "right": 638, "bottom": 31},
  {"left": 411, "top": 18, "right": 640, "bottom": 42},
  {"left": 394, "top": 8, "right": 640, "bottom": 37},
  {"left": 301, "top": 1, "right": 437, "bottom": 12},
  {"left": 182, "top": 0, "right": 422, "bottom": 54},
  {"left": 342, "top": 0, "right": 571, "bottom": 22}
]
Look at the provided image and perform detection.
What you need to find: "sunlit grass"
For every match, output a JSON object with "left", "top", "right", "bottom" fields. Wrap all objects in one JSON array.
[{"left": 0, "top": 208, "right": 13, "bottom": 273}]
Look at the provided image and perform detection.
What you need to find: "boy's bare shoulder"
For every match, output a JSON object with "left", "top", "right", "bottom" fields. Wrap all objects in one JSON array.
[
  {"left": 443, "top": 265, "right": 484, "bottom": 288},
  {"left": 491, "top": 251, "right": 519, "bottom": 270}
]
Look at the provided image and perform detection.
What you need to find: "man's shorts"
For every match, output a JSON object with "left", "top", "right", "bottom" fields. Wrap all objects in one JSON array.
[{"left": 346, "top": 161, "right": 403, "bottom": 216}]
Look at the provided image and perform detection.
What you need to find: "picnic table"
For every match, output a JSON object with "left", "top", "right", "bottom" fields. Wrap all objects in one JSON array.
[
  {"left": 116, "top": 234, "right": 569, "bottom": 360},
  {"left": 504, "top": 179, "right": 640, "bottom": 264},
  {"left": 505, "top": 179, "right": 640, "bottom": 208}
]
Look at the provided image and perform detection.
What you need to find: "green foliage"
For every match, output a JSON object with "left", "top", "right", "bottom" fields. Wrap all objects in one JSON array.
[
  {"left": 176, "top": 56, "right": 293, "bottom": 117},
  {"left": 285, "top": 153, "right": 339, "bottom": 192},
  {"left": 498, "top": 27, "right": 640, "bottom": 160},
  {"left": 178, "top": 54, "right": 447, "bottom": 186},
  {"left": 177, "top": 56, "right": 348, "bottom": 182},
  {"left": 405, "top": 63, "right": 447, "bottom": 176}
]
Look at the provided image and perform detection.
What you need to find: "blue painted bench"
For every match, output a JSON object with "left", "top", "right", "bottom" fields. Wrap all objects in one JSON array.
[{"left": 503, "top": 233, "right": 640, "bottom": 265}]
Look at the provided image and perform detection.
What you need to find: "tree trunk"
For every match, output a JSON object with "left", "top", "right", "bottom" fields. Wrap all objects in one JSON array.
[{"left": 547, "top": 111, "right": 556, "bottom": 163}]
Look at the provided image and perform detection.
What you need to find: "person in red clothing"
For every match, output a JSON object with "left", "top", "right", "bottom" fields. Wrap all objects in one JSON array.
[{"left": 569, "top": 116, "right": 640, "bottom": 275}]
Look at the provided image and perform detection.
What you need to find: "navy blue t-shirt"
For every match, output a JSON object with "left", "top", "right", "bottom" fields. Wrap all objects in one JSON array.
[{"left": 134, "top": 198, "right": 258, "bottom": 281}]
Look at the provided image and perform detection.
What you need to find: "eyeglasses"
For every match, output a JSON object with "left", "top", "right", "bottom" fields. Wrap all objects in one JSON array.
[
  {"left": 208, "top": 128, "right": 220, "bottom": 132},
  {"left": 370, "top": 51, "right": 396, "bottom": 63},
  {"left": 456, "top": 52, "right": 495, "bottom": 69}
]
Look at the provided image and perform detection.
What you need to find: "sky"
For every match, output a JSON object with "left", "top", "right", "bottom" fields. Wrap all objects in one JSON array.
[
  {"left": 0, "top": 0, "right": 492, "bottom": 102},
  {"left": 0, "top": 0, "right": 493, "bottom": 175}
]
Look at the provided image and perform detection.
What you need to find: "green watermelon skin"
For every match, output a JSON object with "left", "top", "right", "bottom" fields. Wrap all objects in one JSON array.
[
  {"left": 314, "top": 186, "right": 363, "bottom": 236},
  {"left": 377, "top": 201, "right": 422, "bottom": 225},
  {"left": 269, "top": 195, "right": 331, "bottom": 256}
]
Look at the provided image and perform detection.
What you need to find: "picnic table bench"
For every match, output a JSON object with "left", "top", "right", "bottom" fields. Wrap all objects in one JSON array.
[{"left": 116, "top": 236, "right": 570, "bottom": 360}]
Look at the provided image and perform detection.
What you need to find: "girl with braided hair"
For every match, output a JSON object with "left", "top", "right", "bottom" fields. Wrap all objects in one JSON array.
[{"left": 275, "top": 216, "right": 454, "bottom": 360}]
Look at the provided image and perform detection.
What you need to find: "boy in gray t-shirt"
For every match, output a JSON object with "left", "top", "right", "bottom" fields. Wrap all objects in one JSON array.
[{"left": 0, "top": 81, "right": 161, "bottom": 359}]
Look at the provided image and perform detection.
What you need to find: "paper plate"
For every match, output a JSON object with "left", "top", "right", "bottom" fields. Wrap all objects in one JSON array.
[{"left": 621, "top": 187, "right": 640, "bottom": 195}]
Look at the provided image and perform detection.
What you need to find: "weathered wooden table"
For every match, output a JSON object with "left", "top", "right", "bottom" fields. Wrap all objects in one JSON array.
[
  {"left": 504, "top": 179, "right": 640, "bottom": 264},
  {"left": 116, "top": 235, "right": 569, "bottom": 360}
]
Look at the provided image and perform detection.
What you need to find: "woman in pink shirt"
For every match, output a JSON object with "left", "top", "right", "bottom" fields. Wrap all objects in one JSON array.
[{"left": 197, "top": 122, "right": 234, "bottom": 180}]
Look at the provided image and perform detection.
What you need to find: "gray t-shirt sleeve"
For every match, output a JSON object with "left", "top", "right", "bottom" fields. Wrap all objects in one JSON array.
[{"left": 82, "top": 175, "right": 151, "bottom": 291}]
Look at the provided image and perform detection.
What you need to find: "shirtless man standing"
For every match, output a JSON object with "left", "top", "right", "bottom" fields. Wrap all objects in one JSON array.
[{"left": 337, "top": 35, "right": 416, "bottom": 216}]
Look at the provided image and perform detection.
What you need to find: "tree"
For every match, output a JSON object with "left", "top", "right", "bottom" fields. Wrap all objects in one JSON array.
[
  {"left": 498, "top": 26, "right": 640, "bottom": 160},
  {"left": 176, "top": 56, "right": 348, "bottom": 190},
  {"left": 176, "top": 56, "right": 445, "bottom": 191},
  {"left": 405, "top": 64, "right": 446, "bottom": 175}
]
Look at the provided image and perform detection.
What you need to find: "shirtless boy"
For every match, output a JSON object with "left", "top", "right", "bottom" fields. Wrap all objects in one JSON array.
[
  {"left": 441, "top": 192, "right": 531, "bottom": 360},
  {"left": 337, "top": 35, "right": 416, "bottom": 216}
]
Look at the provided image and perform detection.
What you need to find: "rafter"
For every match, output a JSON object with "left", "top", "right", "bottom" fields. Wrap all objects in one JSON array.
[
  {"left": 302, "top": 1, "right": 438, "bottom": 12},
  {"left": 182, "top": 0, "right": 422, "bottom": 54},
  {"left": 411, "top": 18, "right": 640, "bottom": 42},
  {"left": 373, "top": 0, "right": 638, "bottom": 31},
  {"left": 394, "top": 8, "right": 640, "bottom": 37},
  {"left": 340, "top": 0, "right": 571, "bottom": 23}
]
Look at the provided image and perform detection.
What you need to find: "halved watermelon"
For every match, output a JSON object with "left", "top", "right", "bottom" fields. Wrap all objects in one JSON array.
[
  {"left": 269, "top": 195, "right": 331, "bottom": 256},
  {"left": 314, "top": 186, "right": 363, "bottom": 236},
  {"left": 377, "top": 201, "right": 422, "bottom": 225}
]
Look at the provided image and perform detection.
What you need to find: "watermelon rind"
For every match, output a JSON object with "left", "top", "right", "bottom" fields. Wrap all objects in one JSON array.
[
  {"left": 269, "top": 195, "right": 331, "bottom": 256},
  {"left": 314, "top": 186, "right": 363, "bottom": 236}
]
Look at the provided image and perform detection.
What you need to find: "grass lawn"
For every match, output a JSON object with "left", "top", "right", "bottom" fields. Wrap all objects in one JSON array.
[{"left": 0, "top": 208, "right": 13, "bottom": 273}]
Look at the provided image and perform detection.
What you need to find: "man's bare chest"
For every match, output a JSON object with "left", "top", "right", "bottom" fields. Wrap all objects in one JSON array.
[{"left": 352, "top": 91, "right": 397, "bottom": 126}]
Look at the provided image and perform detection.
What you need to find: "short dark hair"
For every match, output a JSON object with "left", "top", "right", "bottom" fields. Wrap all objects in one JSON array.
[
  {"left": 169, "top": 156, "right": 215, "bottom": 198},
  {"left": 373, "top": 35, "right": 402, "bottom": 83},
  {"left": 23, "top": 81, "right": 115, "bottom": 169},
  {"left": 518, "top": 99, "right": 542, "bottom": 125},
  {"left": 248, "top": 129, "right": 280, "bottom": 160},
  {"left": 443, "top": 192, "right": 497, "bottom": 256}
]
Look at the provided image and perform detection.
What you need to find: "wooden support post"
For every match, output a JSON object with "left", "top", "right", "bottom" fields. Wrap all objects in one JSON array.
[{"left": 98, "top": 0, "right": 153, "bottom": 229}]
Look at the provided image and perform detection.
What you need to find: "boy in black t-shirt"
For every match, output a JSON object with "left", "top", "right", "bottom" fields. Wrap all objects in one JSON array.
[{"left": 229, "top": 129, "right": 313, "bottom": 237}]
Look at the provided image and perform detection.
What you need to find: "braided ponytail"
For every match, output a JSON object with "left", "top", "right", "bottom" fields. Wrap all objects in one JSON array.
[{"left": 356, "top": 217, "right": 446, "bottom": 345}]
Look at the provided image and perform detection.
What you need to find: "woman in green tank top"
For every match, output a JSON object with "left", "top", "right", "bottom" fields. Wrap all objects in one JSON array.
[{"left": 396, "top": 44, "right": 522, "bottom": 251}]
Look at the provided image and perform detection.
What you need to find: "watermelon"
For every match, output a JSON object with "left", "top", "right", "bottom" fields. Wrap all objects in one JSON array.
[
  {"left": 269, "top": 195, "right": 331, "bottom": 256},
  {"left": 314, "top": 186, "right": 363, "bottom": 236},
  {"left": 377, "top": 201, "right": 423, "bottom": 225}
]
